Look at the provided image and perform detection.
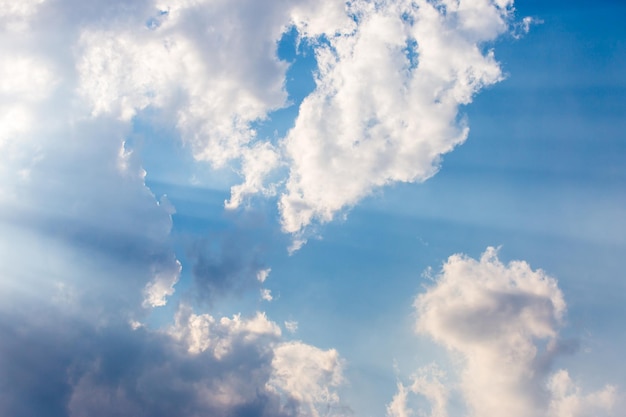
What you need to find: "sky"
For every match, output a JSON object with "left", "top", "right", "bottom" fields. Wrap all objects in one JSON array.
[{"left": 0, "top": 0, "right": 625, "bottom": 416}]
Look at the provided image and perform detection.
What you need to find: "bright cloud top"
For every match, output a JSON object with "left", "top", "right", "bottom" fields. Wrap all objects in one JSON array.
[{"left": 388, "top": 248, "right": 617, "bottom": 417}]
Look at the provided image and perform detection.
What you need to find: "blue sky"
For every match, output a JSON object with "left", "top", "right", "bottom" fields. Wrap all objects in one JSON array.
[{"left": 0, "top": 1, "right": 624, "bottom": 416}]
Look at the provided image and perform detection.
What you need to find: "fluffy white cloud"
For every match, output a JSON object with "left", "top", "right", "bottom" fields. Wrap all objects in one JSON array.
[
  {"left": 75, "top": 0, "right": 351, "bottom": 171},
  {"left": 261, "top": 288, "right": 274, "bottom": 302},
  {"left": 278, "top": 0, "right": 510, "bottom": 236},
  {"left": 257, "top": 268, "right": 272, "bottom": 283},
  {"left": 143, "top": 259, "right": 182, "bottom": 307},
  {"left": 388, "top": 248, "right": 617, "bottom": 417},
  {"left": 548, "top": 370, "right": 616, "bottom": 417},
  {"left": 387, "top": 365, "right": 449, "bottom": 417},
  {"left": 269, "top": 341, "right": 346, "bottom": 417},
  {"left": 67, "top": 0, "right": 352, "bottom": 241},
  {"left": 169, "top": 306, "right": 282, "bottom": 357}
]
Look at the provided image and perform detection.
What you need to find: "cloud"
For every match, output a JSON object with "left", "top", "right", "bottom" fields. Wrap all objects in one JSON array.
[
  {"left": 387, "top": 365, "right": 449, "bottom": 417},
  {"left": 0, "top": 304, "right": 346, "bottom": 417},
  {"left": 388, "top": 247, "right": 618, "bottom": 417},
  {"left": 269, "top": 341, "right": 347, "bottom": 417},
  {"left": 0, "top": 1, "right": 564, "bottom": 416},
  {"left": 0, "top": 0, "right": 185, "bottom": 316},
  {"left": 143, "top": 259, "right": 182, "bottom": 307},
  {"left": 277, "top": 0, "right": 511, "bottom": 237},
  {"left": 257, "top": 268, "right": 272, "bottom": 283},
  {"left": 6, "top": 0, "right": 522, "bottom": 247},
  {"left": 261, "top": 288, "right": 274, "bottom": 302},
  {"left": 1, "top": 5, "right": 354, "bottom": 415},
  {"left": 75, "top": 0, "right": 352, "bottom": 169}
]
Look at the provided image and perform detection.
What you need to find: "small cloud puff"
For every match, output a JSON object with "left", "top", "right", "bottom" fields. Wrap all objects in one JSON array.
[
  {"left": 142, "top": 259, "right": 182, "bottom": 308},
  {"left": 261, "top": 288, "right": 274, "bottom": 302},
  {"left": 284, "top": 320, "right": 299, "bottom": 334},
  {"left": 257, "top": 268, "right": 272, "bottom": 283}
]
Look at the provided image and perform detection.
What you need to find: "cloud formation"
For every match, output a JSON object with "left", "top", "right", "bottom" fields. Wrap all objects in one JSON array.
[
  {"left": 0, "top": 304, "right": 346, "bottom": 417},
  {"left": 1, "top": 0, "right": 522, "bottom": 247},
  {"left": 0, "top": 4, "right": 350, "bottom": 415},
  {"left": 388, "top": 248, "right": 617, "bottom": 417},
  {"left": 279, "top": 0, "right": 510, "bottom": 236},
  {"left": 6, "top": 1, "right": 606, "bottom": 417}
]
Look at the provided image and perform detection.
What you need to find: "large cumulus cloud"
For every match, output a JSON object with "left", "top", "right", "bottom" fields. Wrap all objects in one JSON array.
[
  {"left": 279, "top": 0, "right": 511, "bottom": 241},
  {"left": 387, "top": 248, "right": 618, "bottom": 417}
]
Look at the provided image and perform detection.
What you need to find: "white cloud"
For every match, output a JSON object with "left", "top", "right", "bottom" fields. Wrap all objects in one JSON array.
[
  {"left": 269, "top": 341, "right": 346, "bottom": 417},
  {"left": 0, "top": 55, "right": 55, "bottom": 101},
  {"left": 0, "top": 0, "right": 46, "bottom": 31},
  {"left": 0, "top": 54, "right": 57, "bottom": 155},
  {"left": 68, "top": 0, "right": 521, "bottom": 244},
  {"left": 170, "top": 306, "right": 282, "bottom": 357},
  {"left": 0, "top": 0, "right": 45, "bottom": 17},
  {"left": 278, "top": 0, "right": 510, "bottom": 235},
  {"left": 257, "top": 267, "right": 272, "bottom": 283},
  {"left": 225, "top": 142, "right": 282, "bottom": 209},
  {"left": 289, "top": 0, "right": 355, "bottom": 39},
  {"left": 0, "top": 0, "right": 526, "bottom": 248},
  {"left": 142, "top": 259, "right": 182, "bottom": 308},
  {"left": 75, "top": 0, "right": 351, "bottom": 172},
  {"left": 0, "top": 2, "right": 355, "bottom": 415},
  {"left": 548, "top": 370, "right": 616, "bottom": 417},
  {"left": 76, "top": 0, "right": 287, "bottom": 166},
  {"left": 390, "top": 247, "right": 618, "bottom": 417},
  {"left": 261, "top": 288, "right": 274, "bottom": 302},
  {"left": 389, "top": 365, "right": 449, "bottom": 417}
]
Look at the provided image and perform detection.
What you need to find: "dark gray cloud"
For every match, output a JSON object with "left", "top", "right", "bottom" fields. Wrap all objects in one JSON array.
[{"left": 0, "top": 308, "right": 300, "bottom": 417}]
